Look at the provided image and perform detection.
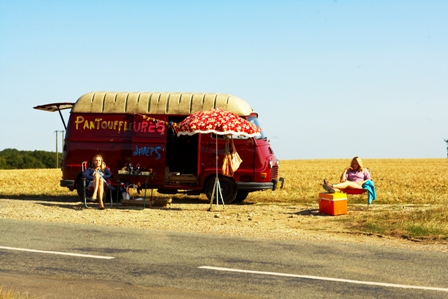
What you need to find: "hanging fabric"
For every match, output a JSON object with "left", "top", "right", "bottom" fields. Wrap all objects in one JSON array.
[
  {"left": 222, "top": 136, "right": 243, "bottom": 176},
  {"left": 229, "top": 136, "right": 242, "bottom": 173},
  {"left": 222, "top": 136, "right": 233, "bottom": 176}
]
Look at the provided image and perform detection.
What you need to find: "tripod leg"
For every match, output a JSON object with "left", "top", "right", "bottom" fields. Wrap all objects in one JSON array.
[
  {"left": 209, "top": 178, "right": 225, "bottom": 210},
  {"left": 216, "top": 180, "right": 225, "bottom": 208},
  {"left": 209, "top": 178, "right": 218, "bottom": 210}
]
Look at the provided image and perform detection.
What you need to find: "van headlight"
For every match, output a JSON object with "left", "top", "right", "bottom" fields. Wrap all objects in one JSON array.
[
  {"left": 269, "top": 159, "right": 273, "bottom": 168},
  {"left": 277, "top": 160, "right": 280, "bottom": 168}
]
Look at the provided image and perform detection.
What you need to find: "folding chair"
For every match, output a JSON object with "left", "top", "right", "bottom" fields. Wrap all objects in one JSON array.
[
  {"left": 81, "top": 161, "right": 113, "bottom": 208},
  {"left": 343, "top": 188, "right": 367, "bottom": 195},
  {"left": 341, "top": 168, "right": 371, "bottom": 198}
]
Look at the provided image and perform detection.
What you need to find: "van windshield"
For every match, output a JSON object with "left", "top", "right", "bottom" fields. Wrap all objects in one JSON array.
[
  {"left": 248, "top": 116, "right": 265, "bottom": 139},
  {"left": 230, "top": 116, "right": 265, "bottom": 140}
]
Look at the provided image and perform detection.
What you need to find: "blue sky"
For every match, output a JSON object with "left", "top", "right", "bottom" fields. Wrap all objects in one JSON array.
[{"left": 1, "top": 0, "right": 447, "bottom": 160}]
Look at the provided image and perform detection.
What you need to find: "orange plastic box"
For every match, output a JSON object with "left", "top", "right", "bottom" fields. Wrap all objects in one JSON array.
[{"left": 318, "top": 192, "right": 347, "bottom": 216}]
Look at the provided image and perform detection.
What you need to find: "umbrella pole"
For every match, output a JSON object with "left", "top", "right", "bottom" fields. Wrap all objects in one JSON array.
[
  {"left": 216, "top": 134, "right": 218, "bottom": 180},
  {"left": 210, "top": 135, "right": 225, "bottom": 210}
]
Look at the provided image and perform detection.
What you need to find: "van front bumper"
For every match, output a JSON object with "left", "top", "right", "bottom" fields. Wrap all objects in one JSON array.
[
  {"left": 60, "top": 179, "right": 75, "bottom": 190},
  {"left": 237, "top": 177, "right": 284, "bottom": 192}
]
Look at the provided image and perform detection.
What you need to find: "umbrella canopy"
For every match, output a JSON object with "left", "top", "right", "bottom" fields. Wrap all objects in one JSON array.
[
  {"left": 175, "top": 108, "right": 261, "bottom": 137},
  {"left": 175, "top": 108, "right": 262, "bottom": 208}
]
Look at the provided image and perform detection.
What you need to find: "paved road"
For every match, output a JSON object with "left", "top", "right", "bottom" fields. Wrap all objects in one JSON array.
[{"left": 1, "top": 218, "right": 447, "bottom": 299}]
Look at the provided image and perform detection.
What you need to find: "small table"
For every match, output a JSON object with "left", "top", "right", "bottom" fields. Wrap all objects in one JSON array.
[{"left": 116, "top": 171, "right": 154, "bottom": 209}]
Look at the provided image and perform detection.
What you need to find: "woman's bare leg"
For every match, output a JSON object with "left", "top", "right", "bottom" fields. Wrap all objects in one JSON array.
[
  {"left": 98, "top": 181, "right": 104, "bottom": 208},
  {"left": 92, "top": 173, "right": 100, "bottom": 199},
  {"left": 333, "top": 181, "right": 362, "bottom": 191}
]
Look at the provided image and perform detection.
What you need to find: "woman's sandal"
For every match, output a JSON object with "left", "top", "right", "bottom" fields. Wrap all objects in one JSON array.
[{"left": 323, "top": 179, "right": 335, "bottom": 193}]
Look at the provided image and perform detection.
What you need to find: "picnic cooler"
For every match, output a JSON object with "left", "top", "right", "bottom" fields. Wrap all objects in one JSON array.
[{"left": 318, "top": 192, "right": 347, "bottom": 216}]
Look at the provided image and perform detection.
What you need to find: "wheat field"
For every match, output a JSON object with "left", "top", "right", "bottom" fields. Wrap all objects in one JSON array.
[
  {"left": 268, "top": 158, "right": 448, "bottom": 204},
  {"left": 1, "top": 158, "right": 447, "bottom": 240},
  {"left": 0, "top": 286, "right": 31, "bottom": 299},
  {"left": 2, "top": 158, "right": 448, "bottom": 204}
]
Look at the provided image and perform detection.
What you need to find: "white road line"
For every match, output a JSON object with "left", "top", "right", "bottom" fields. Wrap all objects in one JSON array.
[
  {"left": 0, "top": 246, "right": 114, "bottom": 260},
  {"left": 199, "top": 266, "right": 448, "bottom": 292}
]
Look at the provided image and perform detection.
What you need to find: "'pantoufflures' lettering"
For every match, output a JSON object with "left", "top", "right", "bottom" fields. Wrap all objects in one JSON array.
[{"left": 74, "top": 116, "right": 165, "bottom": 134}]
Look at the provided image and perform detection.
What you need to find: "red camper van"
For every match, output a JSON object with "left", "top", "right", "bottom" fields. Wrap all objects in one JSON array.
[{"left": 34, "top": 92, "right": 284, "bottom": 203}]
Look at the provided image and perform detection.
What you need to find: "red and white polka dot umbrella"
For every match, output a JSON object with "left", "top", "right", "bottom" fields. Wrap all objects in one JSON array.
[{"left": 176, "top": 108, "right": 261, "bottom": 137}]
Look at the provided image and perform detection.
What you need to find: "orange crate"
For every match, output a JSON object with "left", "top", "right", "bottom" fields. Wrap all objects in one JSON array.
[{"left": 318, "top": 192, "right": 347, "bottom": 216}]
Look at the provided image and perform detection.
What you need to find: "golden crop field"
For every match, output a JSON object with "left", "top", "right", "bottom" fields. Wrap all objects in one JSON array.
[
  {"left": 0, "top": 286, "right": 31, "bottom": 299},
  {"left": 1, "top": 158, "right": 447, "bottom": 240},
  {"left": 267, "top": 158, "right": 448, "bottom": 205}
]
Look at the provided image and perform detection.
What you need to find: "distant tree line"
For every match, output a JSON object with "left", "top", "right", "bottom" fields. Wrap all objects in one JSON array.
[{"left": 0, "top": 148, "right": 61, "bottom": 169}]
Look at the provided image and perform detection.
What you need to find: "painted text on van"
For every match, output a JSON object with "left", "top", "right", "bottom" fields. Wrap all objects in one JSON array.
[
  {"left": 74, "top": 116, "right": 166, "bottom": 134},
  {"left": 133, "top": 145, "right": 162, "bottom": 160}
]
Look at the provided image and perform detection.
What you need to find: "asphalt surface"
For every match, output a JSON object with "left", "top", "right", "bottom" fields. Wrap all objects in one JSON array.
[{"left": 1, "top": 218, "right": 447, "bottom": 299}]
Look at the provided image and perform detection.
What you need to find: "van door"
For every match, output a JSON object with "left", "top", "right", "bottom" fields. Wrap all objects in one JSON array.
[
  {"left": 165, "top": 116, "right": 199, "bottom": 184},
  {"left": 204, "top": 134, "right": 256, "bottom": 179},
  {"left": 230, "top": 135, "right": 256, "bottom": 180},
  {"left": 130, "top": 115, "right": 167, "bottom": 186}
]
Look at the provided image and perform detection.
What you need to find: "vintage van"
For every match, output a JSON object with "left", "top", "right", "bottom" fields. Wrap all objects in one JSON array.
[{"left": 34, "top": 92, "right": 284, "bottom": 203}]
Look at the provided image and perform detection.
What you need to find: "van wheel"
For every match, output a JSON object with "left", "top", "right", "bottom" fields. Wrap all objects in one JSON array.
[
  {"left": 76, "top": 177, "right": 92, "bottom": 201},
  {"left": 233, "top": 191, "right": 249, "bottom": 203},
  {"left": 205, "top": 176, "right": 237, "bottom": 204}
]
